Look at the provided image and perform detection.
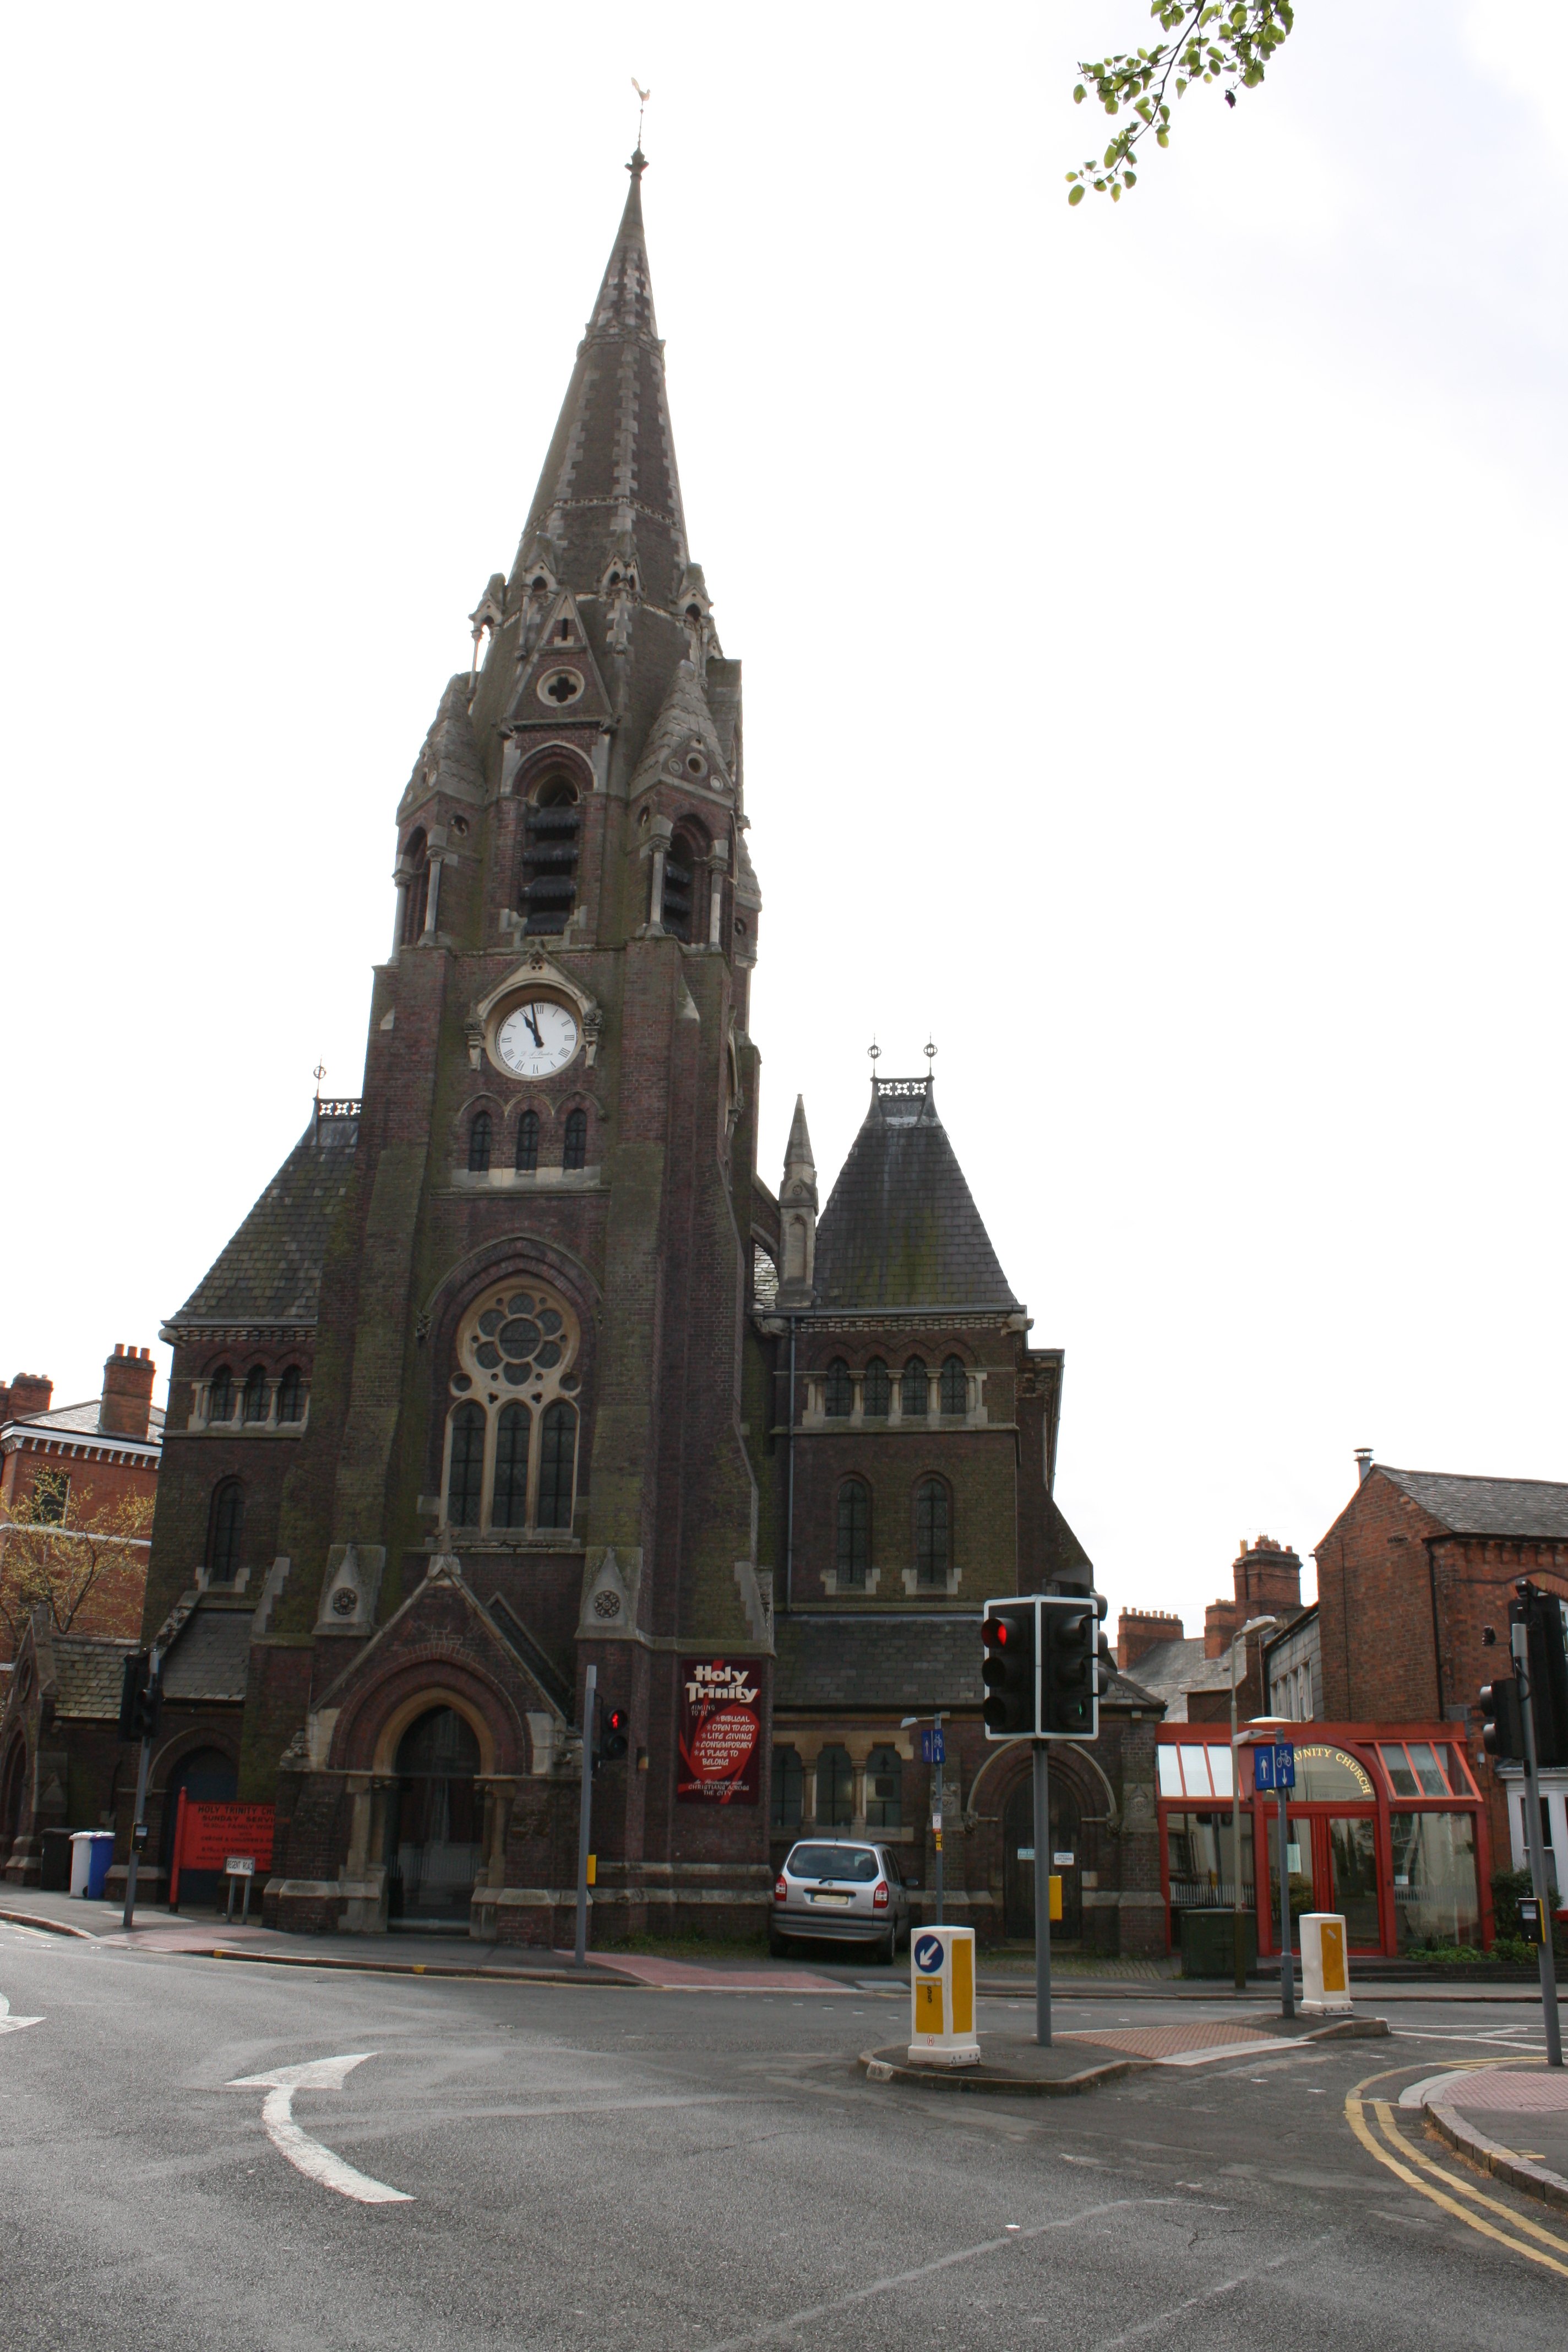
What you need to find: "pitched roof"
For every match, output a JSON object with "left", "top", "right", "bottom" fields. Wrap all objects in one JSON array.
[
  {"left": 775, "top": 1615, "right": 1148, "bottom": 1713},
  {"left": 52, "top": 1635, "right": 138, "bottom": 1719},
  {"left": 165, "top": 1120, "right": 358, "bottom": 1332},
  {"left": 6, "top": 1398, "right": 164, "bottom": 1447},
  {"left": 626, "top": 657, "right": 732, "bottom": 801},
  {"left": 398, "top": 673, "right": 485, "bottom": 824},
  {"left": 810, "top": 1078, "right": 1018, "bottom": 1313},
  {"left": 161, "top": 1603, "right": 252, "bottom": 1702},
  {"left": 513, "top": 154, "right": 689, "bottom": 609},
  {"left": 1120, "top": 1636, "right": 1218, "bottom": 1723},
  {"left": 1374, "top": 1466, "right": 1568, "bottom": 1540}
]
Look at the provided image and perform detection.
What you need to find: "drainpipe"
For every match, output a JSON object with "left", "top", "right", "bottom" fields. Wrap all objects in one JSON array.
[{"left": 785, "top": 1315, "right": 797, "bottom": 1614}]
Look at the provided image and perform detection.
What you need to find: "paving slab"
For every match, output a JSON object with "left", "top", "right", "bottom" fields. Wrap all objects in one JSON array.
[
  {"left": 1423, "top": 2067, "right": 1568, "bottom": 2210},
  {"left": 859, "top": 2009, "right": 1386, "bottom": 2095}
]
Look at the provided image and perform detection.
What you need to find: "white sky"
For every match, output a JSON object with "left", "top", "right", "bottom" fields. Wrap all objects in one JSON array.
[{"left": 3, "top": 3, "right": 1564, "bottom": 1641}]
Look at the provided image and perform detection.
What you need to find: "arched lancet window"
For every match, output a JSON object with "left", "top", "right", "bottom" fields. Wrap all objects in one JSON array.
[
  {"left": 242, "top": 1365, "right": 269, "bottom": 1424},
  {"left": 940, "top": 1355, "right": 968, "bottom": 1416},
  {"left": 515, "top": 1109, "right": 539, "bottom": 1173},
  {"left": 276, "top": 1366, "right": 304, "bottom": 1423},
  {"left": 563, "top": 1108, "right": 587, "bottom": 1170},
  {"left": 467, "top": 1109, "right": 492, "bottom": 1174},
  {"left": 914, "top": 1476, "right": 950, "bottom": 1587},
  {"left": 901, "top": 1355, "right": 928, "bottom": 1419},
  {"left": 771, "top": 1745, "right": 803, "bottom": 1830},
  {"left": 402, "top": 829, "right": 430, "bottom": 943},
  {"left": 662, "top": 822, "right": 706, "bottom": 942},
  {"left": 521, "top": 774, "right": 581, "bottom": 936},
  {"left": 836, "top": 1478, "right": 870, "bottom": 1588},
  {"left": 207, "top": 1365, "right": 234, "bottom": 1424},
  {"left": 447, "top": 1401, "right": 485, "bottom": 1527},
  {"left": 817, "top": 1745, "right": 853, "bottom": 1828},
  {"left": 824, "top": 1358, "right": 852, "bottom": 1418},
  {"left": 491, "top": 1402, "right": 531, "bottom": 1528},
  {"left": 207, "top": 1479, "right": 243, "bottom": 1580},
  {"left": 536, "top": 1400, "right": 578, "bottom": 1529},
  {"left": 866, "top": 1745, "right": 902, "bottom": 1830},
  {"left": 863, "top": 1358, "right": 890, "bottom": 1418}
]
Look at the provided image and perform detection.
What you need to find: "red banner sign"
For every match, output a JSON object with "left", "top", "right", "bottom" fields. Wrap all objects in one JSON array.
[
  {"left": 169, "top": 1794, "right": 275, "bottom": 1903},
  {"left": 677, "top": 1659, "right": 763, "bottom": 1805}
]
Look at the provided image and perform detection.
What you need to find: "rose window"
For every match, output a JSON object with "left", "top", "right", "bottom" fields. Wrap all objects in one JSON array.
[{"left": 444, "top": 1283, "right": 582, "bottom": 1537}]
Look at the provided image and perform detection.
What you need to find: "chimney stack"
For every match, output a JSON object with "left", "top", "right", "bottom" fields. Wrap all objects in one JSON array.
[
  {"left": 99, "top": 1343, "right": 155, "bottom": 1440},
  {"left": 2, "top": 1371, "right": 53, "bottom": 1423},
  {"left": 1354, "top": 1448, "right": 1374, "bottom": 1484},
  {"left": 1116, "top": 1607, "right": 1184, "bottom": 1670}
]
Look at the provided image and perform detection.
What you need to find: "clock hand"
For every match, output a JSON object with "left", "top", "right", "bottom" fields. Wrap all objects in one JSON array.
[{"left": 526, "top": 1007, "right": 543, "bottom": 1049}]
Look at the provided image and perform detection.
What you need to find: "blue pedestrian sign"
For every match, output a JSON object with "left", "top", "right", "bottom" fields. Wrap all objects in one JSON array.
[
  {"left": 1254, "top": 1742, "right": 1296, "bottom": 1792},
  {"left": 921, "top": 1728, "right": 946, "bottom": 1765},
  {"left": 913, "top": 1933, "right": 945, "bottom": 1974}
]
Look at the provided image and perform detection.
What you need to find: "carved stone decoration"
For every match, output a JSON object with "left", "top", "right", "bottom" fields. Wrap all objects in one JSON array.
[
  {"left": 314, "top": 1543, "right": 386, "bottom": 1633},
  {"left": 579, "top": 1545, "right": 641, "bottom": 1636}
]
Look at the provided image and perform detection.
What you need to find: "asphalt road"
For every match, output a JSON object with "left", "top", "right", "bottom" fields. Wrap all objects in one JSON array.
[{"left": 2, "top": 1918, "right": 1565, "bottom": 2351}]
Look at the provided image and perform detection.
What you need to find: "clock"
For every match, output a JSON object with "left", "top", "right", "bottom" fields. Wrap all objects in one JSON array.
[{"left": 496, "top": 999, "right": 580, "bottom": 1079}]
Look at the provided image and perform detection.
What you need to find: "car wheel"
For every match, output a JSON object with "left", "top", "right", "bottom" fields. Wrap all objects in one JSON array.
[
  {"left": 877, "top": 1928, "right": 897, "bottom": 1967},
  {"left": 769, "top": 1928, "right": 791, "bottom": 1958}
]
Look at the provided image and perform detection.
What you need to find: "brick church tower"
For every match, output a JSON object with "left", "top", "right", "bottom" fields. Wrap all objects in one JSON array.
[{"left": 137, "top": 153, "right": 777, "bottom": 1940}]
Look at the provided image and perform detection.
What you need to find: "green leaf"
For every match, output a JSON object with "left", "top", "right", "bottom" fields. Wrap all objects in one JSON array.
[
  {"left": 1073, "top": 84, "right": 1085, "bottom": 104},
  {"left": 1068, "top": 184, "right": 1086, "bottom": 205}
]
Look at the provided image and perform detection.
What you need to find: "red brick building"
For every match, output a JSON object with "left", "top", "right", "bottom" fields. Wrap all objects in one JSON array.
[{"left": 1, "top": 1345, "right": 161, "bottom": 1660}]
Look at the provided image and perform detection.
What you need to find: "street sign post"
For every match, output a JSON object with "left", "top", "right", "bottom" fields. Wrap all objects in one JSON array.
[
  {"left": 920, "top": 1728, "right": 945, "bottom": 1766},
  {"left": 1510, "top": 1594, "right": 1564, "bottom": 2068}
]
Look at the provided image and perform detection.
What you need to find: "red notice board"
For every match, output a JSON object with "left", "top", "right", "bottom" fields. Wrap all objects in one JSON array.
[
  {"left": 676, "top": 1659, "right": 763, "bottom": 1805},
  {"left": 169, "top": 1795, "right": 275, "bottom": 1904}
]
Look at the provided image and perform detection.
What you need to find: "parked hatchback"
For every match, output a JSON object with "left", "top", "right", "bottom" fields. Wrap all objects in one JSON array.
[{"left": 771, "top": 1839, "right": 912, "bottom": 1963}]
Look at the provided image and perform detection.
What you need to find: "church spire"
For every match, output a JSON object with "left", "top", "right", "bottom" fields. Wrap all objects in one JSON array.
[
  {"left": 512, "top": 151, "right": 689, "bottom": 610},
  {"left": 776, "top": 1096, "right": 818, "bottom": 1307}
]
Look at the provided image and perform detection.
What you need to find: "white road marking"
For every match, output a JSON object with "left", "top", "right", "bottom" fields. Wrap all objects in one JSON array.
[
  {"left": 227, "top": 2054, "right": 412, "bottom": 2203},
  {"left": 0, "top": 1991, "right": 43, "bottom": 2034}
]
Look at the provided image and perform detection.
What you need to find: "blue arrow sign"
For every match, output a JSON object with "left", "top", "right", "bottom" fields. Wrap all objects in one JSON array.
[
  {"left": 913, "top": 1933, "right": 945, "bottom": 1974},
  {"left": 921, "top": 1729, "right": 946, "bottom": 1765},
  {"left": 1254, "top": 1743, "right": 1296, "bottom": 1792}
]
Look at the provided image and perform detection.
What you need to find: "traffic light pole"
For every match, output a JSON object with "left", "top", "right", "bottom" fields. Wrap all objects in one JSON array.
[
  {"left": 1276, "top": 1784, "right": 1294, "bottom": 2019},
  {"left": 1511, "top": 1622, "right": 1563, "bottom": 2068},
  {"left": 574, "top": 1662, "right": 597, "bottom": 1970},
  {"left": 1033, "top": 1739, "right": 1052, "bottom": 2049},
  {"left": 933, "top": 1710, "right": 944, "bottom": 1928},
  {"left": 119, "top": 1644, "right": 162, "bottom": 1934}
]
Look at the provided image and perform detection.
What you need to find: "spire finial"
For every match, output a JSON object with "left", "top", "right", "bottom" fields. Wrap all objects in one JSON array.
[
  {"left": 629, "top": 77, "right": 650, "bottom": 171},
  {"left": 868, "top": 1038, "right": 881, "bottom": 1068},
  {"left": 924, "top": 1036, "right": 937, "bottom": 1065}
]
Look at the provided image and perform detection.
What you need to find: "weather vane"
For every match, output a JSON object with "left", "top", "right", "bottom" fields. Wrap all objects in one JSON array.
[
  {"left": 924, "top": 1036, "right": 938, "bottom": 1064},
  {"left": 313, "top": 1060, "right": 326, "bottom": 1096},
  {"left": 630, "top": 77, "right": 650, "bottom": 151},
  {"left": 868, "top": 1038, "right": 881, "bottom": 1069}
]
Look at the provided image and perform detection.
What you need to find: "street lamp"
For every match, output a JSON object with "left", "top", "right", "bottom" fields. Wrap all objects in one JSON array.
[{"left": 1230, "top": 1615, "right": 1277, "bottom": 1994}]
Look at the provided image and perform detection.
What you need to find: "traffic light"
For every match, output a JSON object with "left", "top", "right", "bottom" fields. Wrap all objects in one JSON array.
[
  {"left": 117, "top": 1651, "right": 161, "bottom": 1743},
  {"left": 982, "top": 1602, "right": 1038, "bottom": 1740},
  {"left": 1043, "top": 1593, "right": 1106, "bottom": 1738},
  {"left": 1514, "top": 1583, "right": 1568, "bottom": 1770},
  {"left": 597, "top": 1705, "right": 629, "bottom": 1765},
  {"left": 1480, "top": 1672, "right": 1523, "bottom": 1763}
]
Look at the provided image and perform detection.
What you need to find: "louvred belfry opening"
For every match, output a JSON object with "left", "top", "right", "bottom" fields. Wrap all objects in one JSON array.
[{"left": 521, "top": 778, "right": 580, "bottom": 934}]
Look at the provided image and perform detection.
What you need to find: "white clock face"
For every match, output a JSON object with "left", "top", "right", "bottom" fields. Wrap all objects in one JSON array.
[{"left": 496, "top": 999, "right": 579, "bottom": 1078}]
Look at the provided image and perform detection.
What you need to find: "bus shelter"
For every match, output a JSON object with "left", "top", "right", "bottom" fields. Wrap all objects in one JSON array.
[{"left": 1156, "top": 1721, "right": 1493, "bottom": 1958}]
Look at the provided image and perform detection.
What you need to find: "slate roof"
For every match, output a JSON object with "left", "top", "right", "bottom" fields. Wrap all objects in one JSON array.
[
  {"left": 513, "top": 156, "right": 689, "bottom": 609},
  {"left": 165, "top": 1120, "right": 358, "bottom": 1331},
  {"left": 627, "top": 658, "right": 733, "bottom": 801},
  {"left": 52, "top": 1635, "right": 137, "bottom": 1719},
  {"left": 811, "top": 1078, "right": 1018, "bottom": 1313},
  {"left": 1375, "top": 1467, "right": 1568, "bottom": 1541},
  {"left": 6, "top": 1398, "right": 164, "bottom": 1446},
  {"left": 161, "top": 1605, "right": 252, "bottom": 1702},
  {"left": 1120, "top": 1636, "right": 1218, "bottom": 1724},
  {"left": 775, "top": 1615, "right": 1150, "bottom": 1713},
  {"left": 398, "top": 673, "right": 485, "bottom": 824}
]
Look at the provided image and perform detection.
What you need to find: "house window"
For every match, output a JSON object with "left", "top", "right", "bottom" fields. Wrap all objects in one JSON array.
[
  {"left": 447, "top": 1402, "right": 486, "bottom": 1527},
  {"left": 771, "top": 1746, "right": 803, "bottom": 1830},
  {"left": 242, "top": 1365, "right": 269, "bottom": 1424},
  {"left": 563, "top": 1109, "right": 587, "bottom": 1170},
  {"left": 817, "top": 1745, "right": 853, "bottom": 1828},
  {"left": 836, "top": 1479, "right": 870, "bottom": 1587},
  {"left": 207, "top": 1365, "right": 234, "bottom": 1424},
  {"left": 32, "top": 1470, "right": 70, "bottom": 1525},
  {"left": 276, "top": 1366, "right": 304, "bottom": 1423},
  {"left": 863, "top": 1357, "right": 890, "bottom": 1417},
  {"left": 536, "top": 1401, "right": 578, "bottom": 1529},
  {"left": 444, "top": 1285, "right": 582, "bottom": 1533},
  {"left": 402, "top": 829, "right": 430, "bottom": 942},
  {"left": 865, "top": 1746, "right": 902, "bottom": 1830},
  {"left": 914, "top": 1477, "right": 950, "bottom": 1587},
  {"left": 515, "top": 1110, "right": 539, "bottom": 1173},
  {"left": 207, "top": 1480, "right": 243, "bottom": 1580},
  {"left": 824, "top": 1358, "right": 852, "bottom": 1417},
  {"left": 940, "top": 1355, "right": 967, "bottom": 1415},
  {"left": 468, "top": 1110, "right": 493, "bottom": 1173},
  {"left": 901, "top": 1356, "right": 928, "bottom": 1419},
  {"left": 491, "top": 1403, "right": 531, "bottom": 1528}
]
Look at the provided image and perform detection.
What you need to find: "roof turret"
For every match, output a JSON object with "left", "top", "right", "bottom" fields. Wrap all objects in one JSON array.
[{"left": 811, "top": 1076, "right": 1019, "bottom": 1313}]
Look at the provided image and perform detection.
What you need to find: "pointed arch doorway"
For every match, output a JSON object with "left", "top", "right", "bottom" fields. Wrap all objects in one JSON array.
[
  {"left": 1003, "top": 1769, "right": 1082, "bottom": 1945},
  {"left": 384, "top": 1706, "right": 483, "bottom": 1924}
]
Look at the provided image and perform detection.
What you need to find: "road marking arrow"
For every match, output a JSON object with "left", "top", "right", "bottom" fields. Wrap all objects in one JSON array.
[
  {"left": 0, "top": 1992, "right": 43, "bottom": 2034},
  {"left": 227, "top": 2053, "right": 412, "bottom": 2203}
]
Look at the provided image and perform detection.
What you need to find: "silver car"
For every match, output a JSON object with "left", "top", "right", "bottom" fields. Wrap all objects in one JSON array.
[{"left": 771, "top": 1839, "right": 913, "bottom": 1963}]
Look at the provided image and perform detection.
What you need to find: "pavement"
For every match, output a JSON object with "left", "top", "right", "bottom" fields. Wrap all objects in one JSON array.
[{"left": 4, "top": 1896, "right": 1568, "bottom": 2346}]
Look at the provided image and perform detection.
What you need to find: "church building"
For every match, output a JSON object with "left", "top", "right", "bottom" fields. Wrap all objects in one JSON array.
[{"left": 19, "top": 154, "right": 1161, "bottom": 1953}]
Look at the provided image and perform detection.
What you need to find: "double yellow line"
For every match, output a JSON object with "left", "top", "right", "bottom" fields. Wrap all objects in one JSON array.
[{"left": 1346, "top": 2062, "right": 1568, "bottom": 2278}]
